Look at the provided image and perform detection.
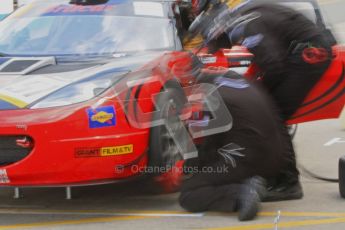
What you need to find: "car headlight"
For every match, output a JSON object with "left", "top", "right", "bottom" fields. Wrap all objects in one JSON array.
[{"left": 30, "top": 71, "right": 128, "bottom": 109}]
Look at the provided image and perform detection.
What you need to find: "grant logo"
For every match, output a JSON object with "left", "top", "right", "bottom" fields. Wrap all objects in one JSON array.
[
  {"left": 75, "top": 148, "right": 100, "bottom": 158},
  {"left": 75, "top": 145, "right": 133, "bottom": 158}
]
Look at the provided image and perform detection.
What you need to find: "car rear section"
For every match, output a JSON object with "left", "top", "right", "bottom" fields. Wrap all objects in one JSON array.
[{"left": 288, "top": 46, "right": 345, "bottom": 124}]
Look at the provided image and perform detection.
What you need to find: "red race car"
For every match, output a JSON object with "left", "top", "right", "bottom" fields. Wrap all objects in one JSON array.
[
  {"left": 0, "top": 0, "right": 202, "bottom": 189},
  {"left": 0, "top": 0, "right": 343, "bottom": 193}
]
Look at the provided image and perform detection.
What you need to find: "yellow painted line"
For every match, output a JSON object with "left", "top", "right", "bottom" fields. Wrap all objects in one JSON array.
[
  {"left": 206, "top": 217, "right": 345, "bottom": 230},
  {"left": 258, "top": 211, "right": 345, "bottom": 217},
  {"left": 0, "top": 215, "right": 152, "bottom": 230},
  {"left": 0, "top": 94, "right": 28, "bottom": 108},
  {"left": 207, "top": 211, "right": 345, "bottom": 218}
]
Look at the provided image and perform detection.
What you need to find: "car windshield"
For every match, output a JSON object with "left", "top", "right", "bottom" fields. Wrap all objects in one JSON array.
[{"left": 0, "top": 0, "right": 175, "bottom": 57}]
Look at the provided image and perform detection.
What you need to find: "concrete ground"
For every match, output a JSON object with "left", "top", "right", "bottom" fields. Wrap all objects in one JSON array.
[{"left": 0, "top": 119, "right": 344, "bottom": 230}]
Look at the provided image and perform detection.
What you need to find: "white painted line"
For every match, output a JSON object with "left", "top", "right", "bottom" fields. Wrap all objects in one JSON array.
[{"left": 324, "top": 138, "right": 345, "bottom": 146}]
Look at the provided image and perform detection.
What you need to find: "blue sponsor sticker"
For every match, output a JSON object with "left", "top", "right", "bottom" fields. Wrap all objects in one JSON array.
[{"left": 87, "top": 106, "right": 116, "bottom": 129}]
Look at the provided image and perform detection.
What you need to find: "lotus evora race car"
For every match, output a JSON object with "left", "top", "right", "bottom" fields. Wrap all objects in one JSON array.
[{"left": 0, "top": 0, "right": 205, "bottom": 187}]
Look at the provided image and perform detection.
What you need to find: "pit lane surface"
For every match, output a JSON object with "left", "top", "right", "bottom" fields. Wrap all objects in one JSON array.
[{"left": 0, "top": 0, "right": 344, "bottom": 229}]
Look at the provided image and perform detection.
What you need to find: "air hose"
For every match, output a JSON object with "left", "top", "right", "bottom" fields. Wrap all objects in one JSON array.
[{"left": 298, "top": 163, "right": 339, "bottom": 183}]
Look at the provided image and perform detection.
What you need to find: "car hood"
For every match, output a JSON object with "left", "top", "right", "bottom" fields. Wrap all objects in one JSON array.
[{"left": 0, "top": 52, "right": 164, "bottom": 110}]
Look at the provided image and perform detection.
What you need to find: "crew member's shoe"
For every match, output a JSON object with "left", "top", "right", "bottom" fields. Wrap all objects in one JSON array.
[
  {"left": 245, "top": 176, "right": 267, "bottom": 200},
  {"left": 237, "top": 177, "right": 266, "bottom": 221},
  {"left": 262, "top": 181, "right": 303, "bottom": 202}
]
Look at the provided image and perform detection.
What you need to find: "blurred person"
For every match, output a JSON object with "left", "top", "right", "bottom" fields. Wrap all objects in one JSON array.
[
  {"left": 185, "top": 0, "right": 335, "bottom": 201},
  {"left": 182, "top": 0, "right": 238, "bottom": 51},
  {"left": 179, "top": 70, "right": 292, "bottom": 221}
]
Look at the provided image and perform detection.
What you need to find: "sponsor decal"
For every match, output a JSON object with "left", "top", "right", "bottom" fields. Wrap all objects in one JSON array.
[
  {"left": 43, "top": 4, "right": 114, "bottom": 16},
  {"left": 87, "top": 106, "right": 116, "bottom": 129},
  {"left": 0, "top": 99, "right": 19, "bottom": 110},
  {"left": 240, "top": 60, "right": 252, "bottom": 66},
  {"left": 0, "top": 169, "right": 10, "bottom": 184},
  {"left": 75, "top": 147, "right": 100, "bottom": 158},
  {"left": 101, "top": 145, "right": 133, "bottom": 156},
  {"left": 75, "top": 144, "right": 133, "bottom": 158},
  {"left": 200, "top": 57, "right": 217, "bottom": 64},
  {"left": 42, "top": 0, "right": 125, "bottom": 16},
  {"left": 0, "top": 94, "right": 28, "bottom": 109}
]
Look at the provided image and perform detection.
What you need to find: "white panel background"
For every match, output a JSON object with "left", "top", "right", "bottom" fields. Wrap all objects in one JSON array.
[{"left": 0, "top": 0, "right": 14, "bottom": 14}]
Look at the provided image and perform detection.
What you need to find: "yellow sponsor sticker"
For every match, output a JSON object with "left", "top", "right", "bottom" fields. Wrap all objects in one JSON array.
[
  {"left": 100, "top": 144, "right": 133, "bottom": 157},
  {"left": 91, "top": 111, "right": 114, "bottom": 124}
]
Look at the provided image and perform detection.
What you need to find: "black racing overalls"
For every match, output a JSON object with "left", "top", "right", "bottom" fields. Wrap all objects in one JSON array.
[
  {"left": 227, "top": 3, "right": 334, "bottom": 185},
  {"left": 179, "top": 72, "right": 291, "bottom": 212}
]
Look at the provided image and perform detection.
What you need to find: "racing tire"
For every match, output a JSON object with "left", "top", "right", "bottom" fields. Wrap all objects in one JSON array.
[
  {"left": 339, "top": 156, "right": 345, "bottom": 198},
  {"left": 149, "top": 87, "right": 187, "bottom": 172},
  {"left": 147, "top": 87, "right": 188, "bottom": 193}
]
